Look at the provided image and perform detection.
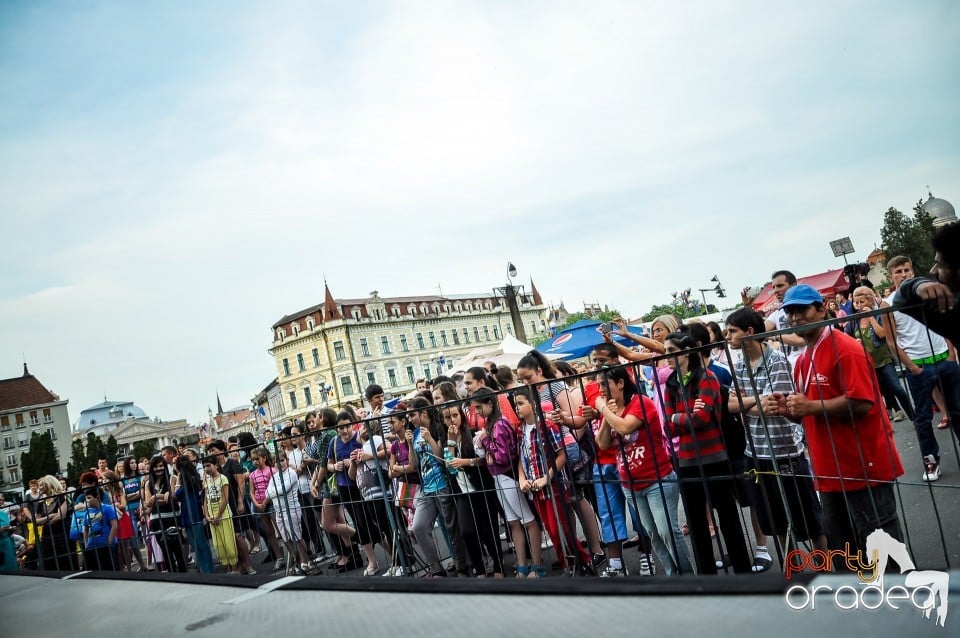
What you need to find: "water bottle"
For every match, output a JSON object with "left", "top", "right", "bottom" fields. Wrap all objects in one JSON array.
[{"left": 444, "top": 448, "right": 458, "bottom": 475}]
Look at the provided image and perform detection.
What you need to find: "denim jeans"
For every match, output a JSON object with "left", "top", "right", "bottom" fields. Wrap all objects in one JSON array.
[
  {"left": 186, "top": 522, "right": 214, "bottom": 573},
  {"left": 593, "top": 463, "right": 642, "bottom": 544},
  {"left": 622, "top": 471, "right": 694, "bottom": 575},
  {"left": 874, "top": 363, "right": 915, "bottom": 421},
  {"left": 905, "top": 359, "right": 960, "bottom": 461}
]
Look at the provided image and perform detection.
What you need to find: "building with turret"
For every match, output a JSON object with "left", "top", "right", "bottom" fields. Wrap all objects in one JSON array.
[{"left": 268, "top": 281, "right": 548, "bottom": 421}]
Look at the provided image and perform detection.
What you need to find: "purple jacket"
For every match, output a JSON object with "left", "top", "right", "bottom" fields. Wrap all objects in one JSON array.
[{"left": 483, "top": 417, "right": 518, "bottom": 477}]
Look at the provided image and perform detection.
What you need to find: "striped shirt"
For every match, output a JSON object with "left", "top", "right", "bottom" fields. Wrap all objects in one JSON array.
[{"left": 734, "top": 346, "right": 804, "bottom": 460}]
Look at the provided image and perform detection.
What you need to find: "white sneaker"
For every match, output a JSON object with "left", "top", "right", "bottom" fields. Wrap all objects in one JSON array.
[
  {"left": 637, "top": 553, "right": 655, "bottom": 576},
  {"left": 923, "top": 455, "right": 941, "bottom": 482},
  {"left": 541, "top": 537, "right": 553, "bottom": 550},
  {"left": 599, "top": 564, "right": 627, "bottom": 578},
  {"left": 893, "top": 410, "right": 906, "bottom": 422}
]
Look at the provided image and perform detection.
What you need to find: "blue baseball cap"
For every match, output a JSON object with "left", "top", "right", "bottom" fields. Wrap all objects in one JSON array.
[{"left": 780, "top": 284, "right": 823, "bottom": 309}]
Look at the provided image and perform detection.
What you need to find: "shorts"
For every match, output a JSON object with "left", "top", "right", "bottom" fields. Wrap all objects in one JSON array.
[
  {"left": 492, "top": 473, "right": 535, "bottom": 525},
  {"left": 745, "top": 456, "right": 823, "bottom": 541}
]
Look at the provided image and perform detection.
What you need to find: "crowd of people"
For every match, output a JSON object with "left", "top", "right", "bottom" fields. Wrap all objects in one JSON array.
[{"left": 1, "top": 223, "right": 957, "bottom": 580}]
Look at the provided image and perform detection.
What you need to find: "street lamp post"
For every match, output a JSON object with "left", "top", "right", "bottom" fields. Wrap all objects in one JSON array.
[{"left": 494, "top": 261, "right": 527, "bottom": 343}]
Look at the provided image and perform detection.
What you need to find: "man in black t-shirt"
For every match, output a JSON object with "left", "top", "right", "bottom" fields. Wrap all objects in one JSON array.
[{"left": 206, "top": 439, "right": 255, "bottom": 574}]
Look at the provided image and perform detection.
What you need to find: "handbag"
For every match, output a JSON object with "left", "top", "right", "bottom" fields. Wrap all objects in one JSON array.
[
  {"left": 394, "top": 480, "right": 418, "bottom": 510},
  {"left": 326, "top": 446, "right": 340, "bottom": 497},
  {"left": 356, "top": 461, "right": 377, "bottom": 490}
]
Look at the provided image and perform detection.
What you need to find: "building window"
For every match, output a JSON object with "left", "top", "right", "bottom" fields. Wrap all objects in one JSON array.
[
  {"left": 473, "top": 327, "right": 480, "bottom": 342},
  {"left": 439, "top": 330, "right": 448, "bottom": 346},
  {"left": 428, "top": 332, "right": 437, "bottom": 348},
  {"left": 292, "top": 324, "right": 300, "bottom": 338},
  {"left": 506, "top": 325, "right": 513, "bottom": 335},
  {"left": 276, "top": 329, "right": 285, "bottom": 342},
  {"left": 352, "top": 307, "right": 362, "bottom": 321},
  {"left": 452, "top": 330, "right": 460, "bottom": 345},
  {"left": 416, "top": 333, "right": 425, "bottom": 349},
  {"left": 0, "top": 415, "right": 8, "bottom": 429},
  {"left": 15, "top": 414, "right": 24, "bottom": 428},
  {"left": 312, "top": 348, "right": 321, "bottom": 367},
  {"left": 29, "top": 411, "right": 39, "bottom": 425},
  {"left": 493, "top": 326, "right": 501, "bottom": 340},
  {"left": 297, "top": 353, "right": 306, "bottom": 372},
  {"left": 306, "top": 317, "right": 315, "bottom": 331},
  {"left": 303, "top": 387, "right": 313, "bottom": 406},
  {"left": 406, "top": 366, "right": 415, "bottom": 384},
  {"left": 409, "top": 305, "right": 417, "bottom": 316},
  {"left": 462, "top": 328, "right": 469, "bottom": 344},
  {"left": 531, "top": 320, "right": 536, "bottom": 334},
  {"left": 47, "top": 427, "right": 56, "bottom": 441},
  {"left": 42, "top": 409, "right": 52, "bottom": 423},
  {"left": 341, "top": 376, "right": 354, "bottom": 397},
  {"left": 381, "top": 336, "right": 391, "bottom": 354},
  {"left": 392, "top": 305, "right": 401, "bottom": 318},
  {"left": 423, "top": 365, "right": 431, "bottom": 380},
  {"left": 360, "top": 338, "right": 370, "bottom": 357},
  {"left": 387, "top": 369, "right": 398, "bottom": 388},
  {"left": 8, "top": 468, "right": 18, "bottom": 483},
  {"left": 282, "top": 358, "right": 291, "bottom": 376},
  {"left": 400, "top": 334, "right": 409, "bottom": 352},
  {"left": 366, "top": 371, "right": 376, "bottom": 387},
  {"left": 288, "top": 391, "right": 298, "bottom": 411},
  {"left": 334, "top": 341, "right": 346, "bottom": 360},
  {"left": 6, "top": 455, "right": 15, "bottom": 467},
  {"left": 2, "top": 437, "right": 11, "bottom": 450},
  {"left": 483, "top": 326, "right": 490, "bottom": 341}
]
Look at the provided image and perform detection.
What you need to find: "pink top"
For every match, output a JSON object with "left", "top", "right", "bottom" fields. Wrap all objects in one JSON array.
[{"left": 249, "top": 466, "right": 276, "bottom": 503}]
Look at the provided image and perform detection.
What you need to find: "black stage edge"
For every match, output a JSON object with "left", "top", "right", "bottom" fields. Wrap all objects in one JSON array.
[{"left": 6, "top": 569, "right": 813, "bottom": 595}]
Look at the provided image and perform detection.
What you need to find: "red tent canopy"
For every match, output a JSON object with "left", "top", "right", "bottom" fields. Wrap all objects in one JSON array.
[{"left": 752, "top": 268, "right": 848, "bottom": 315}]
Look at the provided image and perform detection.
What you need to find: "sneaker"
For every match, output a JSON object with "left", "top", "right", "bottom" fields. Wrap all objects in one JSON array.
[
  {"left": 541, "top": 536, "right": 553, "bottom": 550},
  {"left": 382, "top": 566, "right": 405, "bottom": 577},
  {"left": 273, "top": 559, "right": 284, "bottom": 572},
  {"left": 599, "top": 564, "right": 627, "bottom": 578},
  {"left": 591, "top": 554, "right": 606, "bottom": 571},
  {"left": 923, "top": 455, "right": 941, "bottom": 481},
  {"left": 893, "top": 410, "right": 906, "bottom": 422},
  {"left": 637, "top": 553, "right": 655, "bottom": 576},
  {"left": 752, "top": 554, "right": 773, "bottom": 572}
]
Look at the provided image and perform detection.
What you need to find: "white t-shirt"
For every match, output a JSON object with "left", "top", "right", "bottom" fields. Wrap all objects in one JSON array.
[
  {"left": 885, "top": 291, "right": 949, "bottom": 360},
  {"left": 287, "top": 448, "right": 311, "bottom": 495},
  {"left": 767, "top": 307, "right": 804, "bottom": 371}
]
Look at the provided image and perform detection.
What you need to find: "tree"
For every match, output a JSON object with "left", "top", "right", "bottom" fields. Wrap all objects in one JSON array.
[
  {"left": 84, "top": 432, "right": 105, "bottom": 471},
  {"left": 562, "top": 309, "right": 623, "bottom": 328},
  {"left": 66, "top": 438, "right": 86, "bottom": 486},
  {"left": 20, "top": 432, "right": 60, "bottom": 489},
  {"left": 105, "top": 434, "right": 119, "bottom": 468},
  {"left": 131, "top": 440, "right": 156, "bottom": 462},
  {"left": 641, "top": 302, "right": 702, "bottom": 323},
  {"left": 880, "top": 204, "right": 936, "bottom": 275}
]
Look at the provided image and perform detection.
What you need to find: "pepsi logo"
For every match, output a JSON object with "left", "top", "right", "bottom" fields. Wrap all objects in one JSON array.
[{"left": 550, "top": 333, "right": 574, "bottom": 349}]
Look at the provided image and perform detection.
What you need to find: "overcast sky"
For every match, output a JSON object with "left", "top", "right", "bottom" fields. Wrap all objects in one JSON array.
[{"left": 1, "top": 1, "right": 957, "bottom": 425}]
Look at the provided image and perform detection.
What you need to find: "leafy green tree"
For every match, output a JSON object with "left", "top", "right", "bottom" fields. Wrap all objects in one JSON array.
[
  {"left": 20, "top": 432, "right": 60, "bottom": 489},
  {"left": 84, "top": 432, "right": 105, "bottom": 470},
  {"left": 105, "top": 435, "right": 119, "bottom": 468},
  {"left": 561, "top": 309, "right": 623, "bottom": 329},
  {"left": 132, "top": 440, "right": 156, "bottom": 462},
  {"left": 66, "top": 438, "right": 86, "bottom": 486},
  {"left": 641, "top": 302, "right": 704, "bottom": 322},
  {"left": 880, "top": 203, "right": 936, "bottom": 275}
]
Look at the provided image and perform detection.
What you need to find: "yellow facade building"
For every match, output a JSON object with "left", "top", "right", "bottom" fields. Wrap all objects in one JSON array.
[{"left": 268, "top": 282, "right": 548, "bottom": 420}]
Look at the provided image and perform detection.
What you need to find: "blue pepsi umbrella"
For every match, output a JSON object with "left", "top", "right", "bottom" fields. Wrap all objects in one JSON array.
[{"left": 536, "top": 319, "right": 646, "bottom": 359}]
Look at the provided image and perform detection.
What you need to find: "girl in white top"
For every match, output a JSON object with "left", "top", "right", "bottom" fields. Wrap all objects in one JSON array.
[{"left": 266, "top": 453, "right": 311, "bottom": 574}]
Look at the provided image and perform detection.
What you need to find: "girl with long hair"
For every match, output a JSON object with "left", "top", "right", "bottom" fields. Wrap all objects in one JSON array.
[
  {"left": 407, "top": 396, "right": 466, "bottom": 577},
  {"left": 34, "top": 474, "right": 76, "bottom": 571},
  {"left": 144, "top": 455, "right": 186, "bottom": 572},
  {"left": 471, "top": 387, "right": 541, "bottom": 577},
  {"left": 440, "top": 399, "right": 506, "bottom": 578},
  {"left": 595, "top": 366, "right": 693, "bottom": 575},
  {"left": 175, "top": 456, "right": 214, "bottom": 573},
  {"left": 248, "top": 446, "right": 285, "bottom": 572},
  {"left": 516, "top": 351, "right": 603, "bottom": 565},
  {"left": 311, "top": 407, "right": 359, "bottom": 573},
  {"left": 119, "top": 457, "right": 147, "bottom": 571},
  {"left": 662, "top": 332, "right": 751, "bottom": 574}
]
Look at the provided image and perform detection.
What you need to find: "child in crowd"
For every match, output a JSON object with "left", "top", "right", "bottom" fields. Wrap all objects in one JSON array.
[
  {"left": 203, "top": 457, "right": 238, "bottom": 573},
  {"left": 472, "top": 387, "right": 542, "bottom": 578},
  {"left": 266, "top": 453, "right": 312, "bottom": 574},
  {"left": 514, "top": 389, "right": 592, "bottom": 576},
  {"left": 81, "top": 487, "right": 118, "bottom": 571}
]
